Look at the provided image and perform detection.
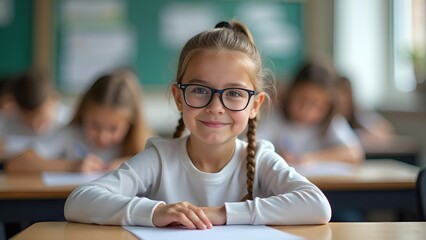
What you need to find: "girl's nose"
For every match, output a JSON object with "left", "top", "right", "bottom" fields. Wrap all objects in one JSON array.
[
  {"left": 98, "top": 131, "right": 111, "bottom": 146},
  {"left": 205, "top": 93, "right": 225, "bottom": 113}
]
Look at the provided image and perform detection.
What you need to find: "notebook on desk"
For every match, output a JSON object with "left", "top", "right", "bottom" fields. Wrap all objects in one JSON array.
[
  {"left": 123, "top": 225, "right": 302, "bottom": 240},
  {"left": 41, "top": 172, "right": 106, "bottom": 186},
  {"left": 294, "top": 162, "right": 354, "bottom": 177}
]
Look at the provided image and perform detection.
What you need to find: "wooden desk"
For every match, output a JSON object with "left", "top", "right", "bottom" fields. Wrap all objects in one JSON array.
[
  {"left": 11, "top": 222, "right": 426, "bottom": 240},
  {"left": 307, "top": 160, "right": 419, "bottom": 217},
  {"left": 0, "top": 160, "right": 419, "bottom": 224},
  {"left": 363, "top": 136, "right": 420, "bottom": 166},
  {"left": 0, "top": 173, "right": 73, "bottom": 222}
]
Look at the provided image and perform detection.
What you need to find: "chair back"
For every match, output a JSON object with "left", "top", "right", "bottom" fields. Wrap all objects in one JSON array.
[{"left": 417, "top": 167, "right": 426, "bottom": 221}]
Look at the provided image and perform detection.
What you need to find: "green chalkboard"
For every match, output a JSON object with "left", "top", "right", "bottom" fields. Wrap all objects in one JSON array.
[
  {"left": 55, "top": 0, "right": 303, "bottom": 92},
  {"left": 0, "top": 0, "right": 33, "bottom": 76}
]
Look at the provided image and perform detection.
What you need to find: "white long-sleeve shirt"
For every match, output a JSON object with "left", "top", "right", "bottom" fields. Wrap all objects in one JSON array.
[
  {"left": 257, "top": 112, "right": 362, "bottom": 159},
  {"left": 34, "top": 125, "right": 121, "bottom": 163},
  {"left": 64, "top": 136, "right": 331, "bottom": 226}
]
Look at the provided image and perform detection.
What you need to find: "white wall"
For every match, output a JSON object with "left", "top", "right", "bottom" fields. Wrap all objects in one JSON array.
[{"left": 334, "top": 0, "right": 389, "bottom": 109}]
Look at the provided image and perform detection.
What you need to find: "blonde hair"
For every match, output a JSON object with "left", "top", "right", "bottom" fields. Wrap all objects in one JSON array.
[
  {"left": 71, "top": 71, "right": 153, "bottom": 157},
  {"left": 172, "top": 21, "right": 274, "bottom": 200}
]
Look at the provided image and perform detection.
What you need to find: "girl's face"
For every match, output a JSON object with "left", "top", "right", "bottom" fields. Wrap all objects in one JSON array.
[
  {"left": 288, "top": 83, "right": 331, "bottom": 125},
  {"left": 173, "top": 50, "right": 264, "bottom": 146},
  {"left": 21, "top": 96, "right": 56, "bottom": 134},
  {"left": 82, "top": 104, "right": 131, "bottom": 149}
]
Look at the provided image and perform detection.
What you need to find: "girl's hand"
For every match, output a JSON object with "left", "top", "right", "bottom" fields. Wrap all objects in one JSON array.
[
  {"left": 105, "top": 157, "right": 128, "bottom": 171},
  {"left": 297, "top": 154, "right": 317, "bottom": 166},
  {"left": 105, "top": 160, "right": 123, "bottom": 171},
  {"left": 152, "top": 202, "right": 213, "bottom": 230},
  {"left": 279, "top": 150, "right": 297, "bottom": 165},
  {"left": 200, "top": 206, "right": 226, "bottom": 226},
  {"left": 79, "top": 154, "right": 105, "bottom": 172}
]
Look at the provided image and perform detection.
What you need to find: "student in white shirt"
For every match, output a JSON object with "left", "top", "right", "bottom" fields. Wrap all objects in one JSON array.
[
  {"left": 64, "top": 21, "right": 331, "bottom": 229},
  {"left": 6, "top": 70, "right": 154, "bottom": 172},
  {"left": 258, "top": 60, "right": 364, "bottom": 166},
  {"left": 0, "top": 69, "right": 71, "bottom": 160}
]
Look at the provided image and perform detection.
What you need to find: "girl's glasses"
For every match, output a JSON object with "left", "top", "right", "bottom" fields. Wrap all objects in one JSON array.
[{"left": 177, "top": 83, "right": 256, "bottom": 111}]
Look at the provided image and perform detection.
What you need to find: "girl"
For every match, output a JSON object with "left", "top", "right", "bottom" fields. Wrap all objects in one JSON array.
[
  {"left": 337, "top": 75, "right": 395, "bottom": 146},
  {"left": 258, "top": 60, "right": 364, "bottom": 166},
  {"left": 6, "top": 70, "right": 154, "bottom": 172},
  {"left": 64, "top": 21, "right": 331, "bottom": 229}
]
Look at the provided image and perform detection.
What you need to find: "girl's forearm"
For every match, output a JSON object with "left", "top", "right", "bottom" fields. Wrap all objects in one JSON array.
[{"left": 6, "top": 150, "right": 79, "bottom": 172}]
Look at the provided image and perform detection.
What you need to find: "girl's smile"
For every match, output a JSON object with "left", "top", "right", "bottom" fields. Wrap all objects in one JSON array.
[{"left": 199, "top": 119, "right": 230, "bottom": 128}]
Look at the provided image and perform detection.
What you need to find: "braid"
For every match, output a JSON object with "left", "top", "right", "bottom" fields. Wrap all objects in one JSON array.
[
  {"left": 242, "top": 117, "right": 257, "bottom": 201},
  {"left": 172, "top": 113, "right": 185, "bottom": 138}
]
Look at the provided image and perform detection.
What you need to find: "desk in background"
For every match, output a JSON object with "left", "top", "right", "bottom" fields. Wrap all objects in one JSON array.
[
  {"left": 307, "top": 160, "right": 419, "bottom": 218},
  {"left": 363, "top": 136, "right": 420, "bottom": 166},
  {"left": 0, "top": 173, "right": 73, "bottom": 223},
  {"left": 11, "top": 222, "right": 426, "bottom": 240},
  {"left": 0, "top": 159, "right": 420, "bottom": 237}
]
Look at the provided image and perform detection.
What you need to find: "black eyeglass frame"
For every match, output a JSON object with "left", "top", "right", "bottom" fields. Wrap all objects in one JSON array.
[{"left": 177, "top": 83, "right": 257, "bottom": 111}]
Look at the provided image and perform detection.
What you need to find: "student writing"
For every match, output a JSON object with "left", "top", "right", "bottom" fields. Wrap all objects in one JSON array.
[
  {"left": 258, "top": 60, "right": 364, "bottom": 166},
  {"left": 6, "top": 70, "right": 153, "bottom": 172},
  {"left": 0, "top": 69, "right": 71, "bottom": 160},
  {"left": 64, "top": 21, "right": 331, "bottom": 229}
]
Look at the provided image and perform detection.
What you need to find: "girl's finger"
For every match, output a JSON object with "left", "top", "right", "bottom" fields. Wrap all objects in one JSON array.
[
  {"left": 187, "top": 205, "right": 212, "bottom": 229},
  {"left": 173, "top": 212, "right": 196, "bottom": 229},
  {"left": 180, "top": 208, "right": 207, "bottom": 230}
]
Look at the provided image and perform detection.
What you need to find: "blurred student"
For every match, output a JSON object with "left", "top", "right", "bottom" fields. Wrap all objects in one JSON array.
[
  {"left": 337, "top": 76, "right": 395, "bottom": 146},
  {"left": 258, "top": 60, "right": 364, "bottom": 166},
  {"left": 6, "top": 70, "right": 154, "bottom": 172},
  {"left": 0, "top": 69, "right": 71, "bottom": 160},
  {"left": 0, "top": 76, "right": 16, "bottom": 122}
]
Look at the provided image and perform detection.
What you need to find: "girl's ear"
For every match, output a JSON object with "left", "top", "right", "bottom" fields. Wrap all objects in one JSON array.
[
  {"left": 172, "top": 84, "right": 183, "bottom": 112},
  {"left": 249, "top": 93, "right": 265, "bottom": 119}
]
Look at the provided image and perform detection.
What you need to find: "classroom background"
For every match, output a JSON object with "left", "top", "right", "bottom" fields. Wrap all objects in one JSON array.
[{"left": 0, "top": 0, "right": 426, "bottom": 166}]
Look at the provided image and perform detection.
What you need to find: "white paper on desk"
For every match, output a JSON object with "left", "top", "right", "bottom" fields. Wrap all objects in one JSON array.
[
  {"left": 295, "top": 162, "right": 354, "bottom": 177},
  {"left": 123, "top": 225, "right": 302, "bottom": 240},
  {"left": 41, "top": 172, "right": 106, "bottom": 186}
]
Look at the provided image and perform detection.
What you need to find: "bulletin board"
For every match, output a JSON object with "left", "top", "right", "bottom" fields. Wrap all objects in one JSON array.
[
  {"left": 55, "top": 0, "right": 304, "bottom": 93},
  {"left": 0, "top": 0, "right": 33, "bottom": 76}
]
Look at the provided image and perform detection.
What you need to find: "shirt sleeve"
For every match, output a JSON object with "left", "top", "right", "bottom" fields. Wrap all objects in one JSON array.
[
  {"left": 225, "top": 141, "right": 332, "bottom": 225},
  {"left": 327, "top": 115, "right": 362, "bottom": 148},
  {"left": 64, "top": 147, "right": 165, "bottom": 226}
]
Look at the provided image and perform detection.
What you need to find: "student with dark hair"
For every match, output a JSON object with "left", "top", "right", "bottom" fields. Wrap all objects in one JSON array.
[
  {"left": 0, "top": 76, "right": 16, "bottom": 122},
  {"left": 0, "top": 69, "right": 71, "bottom": 160},
  {"left": 337, "top": 75, "right": 395, "bottom": 146},
  {"left": 258, "top": 59, "right": 364, "bottom": 166}
]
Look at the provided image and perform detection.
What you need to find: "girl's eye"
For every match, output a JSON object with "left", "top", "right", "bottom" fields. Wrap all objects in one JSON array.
[
  {"left": 110, "top": 126, "right": 118, "bottom": 132},
  {"left": 226, "top": 89, "right": 243, "bottom": 98},
  {"left": 191, "top": 87, "right": 209, "bottom": 95}
]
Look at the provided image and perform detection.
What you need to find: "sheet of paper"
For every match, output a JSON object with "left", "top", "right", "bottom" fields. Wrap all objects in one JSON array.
[
  {"left": 123, "top": 225, "right": 302, "bottom": 240},
  {"left": 42, "top": 172, "right": 106, "bottom": 186},
  {"left": 295, "top": 162, "right": 354, "bottom": 177}
]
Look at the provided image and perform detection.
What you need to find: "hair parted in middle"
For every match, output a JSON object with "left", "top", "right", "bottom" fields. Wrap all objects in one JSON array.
[
  {"left": 172, "top": 20, "right": 275, "bottom": 200},
  {"left": 71, "top": 70, "right": 153, "bottom": 157},
  {"left": 281, "top": 58, "right": 339, "bottom": 135}
]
